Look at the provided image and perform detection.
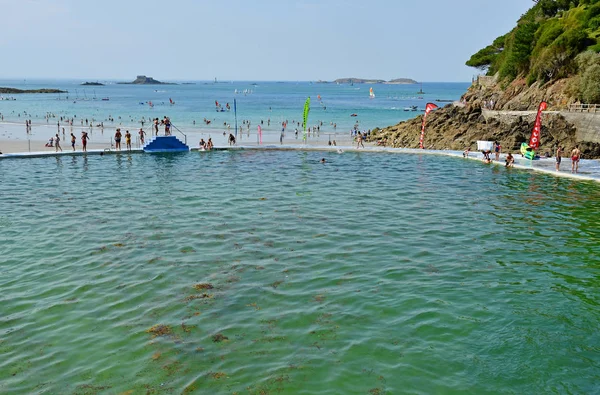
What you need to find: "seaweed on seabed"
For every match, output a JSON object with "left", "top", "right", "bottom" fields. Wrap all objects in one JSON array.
[
  {"left": 212, "top": 333, "right": 228, "bottom": 343},
  {"left": 193, "top": 283, "right": 214, "bottom": 291},
  {"left": 146, "top": 324, "right": 172, "bottom": 338}
]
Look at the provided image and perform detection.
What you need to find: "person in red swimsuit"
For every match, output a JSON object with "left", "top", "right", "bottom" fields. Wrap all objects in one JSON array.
[
  {"left": 81, "top": 131, "right": 89, "bottom": 152},
  {"left": 571, "top": 145, "right": 581, "bottom": 173}
]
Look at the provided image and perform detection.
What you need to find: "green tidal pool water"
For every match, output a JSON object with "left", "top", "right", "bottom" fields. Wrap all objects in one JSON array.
[{"left": 1, "top": 151, "right": 599, "bottom": 394}]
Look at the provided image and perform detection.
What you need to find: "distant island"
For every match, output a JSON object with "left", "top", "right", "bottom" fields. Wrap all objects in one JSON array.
[
  {"left": 0, "top": 87, "right": 66, "bottom": 94},
  {"left": 81, "top": 82, "right": 104, "bottom": 86},
  {"left": 117, "top": 75, "right": 176, "bottom": 85},
  {"left": 386, "top": 78, "right": 419, "bottom": 84},
  {"left": 324, "top": 78, "right": 418, "bottom": 84}
]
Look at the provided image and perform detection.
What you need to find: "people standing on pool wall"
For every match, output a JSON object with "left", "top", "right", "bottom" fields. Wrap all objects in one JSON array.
[
  {"left": 81, "top": 131, "right": 89, "bottom": 152},
  {"left": 70, "top": 132, "right": 76, "bottom": 151},
  {"left": 139, "top": 128, "right": 145, "bottom": 145},
  {"left": 555, "top": 145, "right": 563, "bottom": 171},
  {"left": 114, "top": 128, "right": 122, "bottom": 150},
  {"left": 494, "top": 141, "right": 501, "bottom": 161},
  {"left": 505, "top": 152, "right": 514, "bottom": 167},
  {"left": 125, "top": 130, "right": 132, "bottom": 151},
  {"left": 571, "top": 145, "right": 581, "bottom": 173},
  {"left": 55, "top": 133, "right": 62, "bottom": 152}
]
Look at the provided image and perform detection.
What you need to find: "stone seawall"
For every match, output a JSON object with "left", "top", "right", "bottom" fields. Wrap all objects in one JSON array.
[{"left": 482, "top": 109, "right": 600, "bottom": 143}]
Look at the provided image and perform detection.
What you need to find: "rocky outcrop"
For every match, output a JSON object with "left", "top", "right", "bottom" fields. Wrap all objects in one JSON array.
[
  {"left": 0, "top": 87, "right": 66, "bottom": 94},
  {"left": 118, "top": 75, "right": 174, "bottom": 85},
  {"left": 368, "top": 76, "right": 600, "bottom": 158}
]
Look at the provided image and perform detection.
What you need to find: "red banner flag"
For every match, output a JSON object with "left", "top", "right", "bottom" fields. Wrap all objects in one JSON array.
[
  {"left": 419, "top": 103, "right": 438, "bottom": 149},
  {"left": 528, "top": 101, "right": 548, "bottom": 150}
]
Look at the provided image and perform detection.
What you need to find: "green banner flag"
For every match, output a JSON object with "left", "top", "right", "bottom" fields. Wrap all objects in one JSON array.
[{"left": 303, "top": 97, "right": 310, "bottom": 132}]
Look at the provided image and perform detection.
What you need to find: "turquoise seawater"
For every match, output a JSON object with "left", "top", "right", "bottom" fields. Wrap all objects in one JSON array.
[
  {"left": 1, "top": 150, "right": 600, "bottom": 394},
  {"left": 0, "top": 80, "right": 468, "bottom": 136}
]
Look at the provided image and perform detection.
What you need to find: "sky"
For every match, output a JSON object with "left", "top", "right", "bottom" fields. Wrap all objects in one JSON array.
[{"left": 0, "top": 0, "right": 533, "bottom": 82}]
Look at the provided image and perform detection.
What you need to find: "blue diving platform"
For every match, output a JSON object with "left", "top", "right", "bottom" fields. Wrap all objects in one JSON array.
[{"left": 143, "top": 136, "right": 190, "bottom": 153}]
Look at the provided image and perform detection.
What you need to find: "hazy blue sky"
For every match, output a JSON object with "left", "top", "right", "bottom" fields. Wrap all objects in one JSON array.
[{"left": 1, "top": 0, "right": 532, "bottom": 82}]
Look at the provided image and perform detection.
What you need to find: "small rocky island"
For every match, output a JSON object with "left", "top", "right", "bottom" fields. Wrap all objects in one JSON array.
[
  {"left": 81, "top": 81, "right": 104, "bottom": 86},
  {"left": 0, "top": 87, "right": 66, "bottom": 94},
  {"left": 118, "top": 75, "right": 175, "bottom": 85},
  {"left": 326, "top": 77, "right": 418, "bottom": 84}
]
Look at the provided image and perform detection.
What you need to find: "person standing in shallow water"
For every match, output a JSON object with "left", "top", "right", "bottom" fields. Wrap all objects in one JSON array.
[{"left": 356, "top": 132, "right": 364, "bottom": 149}]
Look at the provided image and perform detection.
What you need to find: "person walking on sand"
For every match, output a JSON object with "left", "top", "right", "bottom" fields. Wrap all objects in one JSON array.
[
  {"left": 70, "top": 132, "right": 76, "bottom": 151},
  {"left": 571, "top": 145, "right": 581, "bottom": 173},
  {"left": 81, "top": 131, "right": 89, "bottom": 152},
  {"left": 55, "top": 133, "right": 62, "bottom": 152},
  {"left": 555, "top": 145, "right": 562, "bottom": 171},
  {"left": 125, "top": 130, "right": 132, "bottom": 151},
  {"left": 114, "top": 128, "right": 122, "bottom": 150},
  {"left": 356, "top": 132, "right": 364, "bottom": 149},
  {"left": 494, "top": 141, "right": 501, "bottom": 161}
]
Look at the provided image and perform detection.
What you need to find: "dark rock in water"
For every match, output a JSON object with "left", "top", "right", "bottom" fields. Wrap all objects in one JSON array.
[
  {"left": 81, "top": 82, "right": 104, "bottom": 86},
  {"left": 118, "top": 75, "right": 176, "bottom": 85},
  {"left": 0, "top": 87, "right": 66, "bottom": 94}
]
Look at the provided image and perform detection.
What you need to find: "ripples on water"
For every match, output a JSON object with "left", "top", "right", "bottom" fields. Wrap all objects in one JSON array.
[{"left": 1, "top": 151, "right": 599, "bottom": 394}]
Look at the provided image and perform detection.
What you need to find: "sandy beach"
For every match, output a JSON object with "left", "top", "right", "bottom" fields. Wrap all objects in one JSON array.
[{"left": 0, "top": 121, "right": 356, "bottom": 154}]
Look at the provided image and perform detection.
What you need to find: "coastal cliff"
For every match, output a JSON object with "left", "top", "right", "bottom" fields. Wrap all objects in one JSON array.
[
  {"left": 369, "top": 76, "right": 600, "bottom": 158},
  {"left": 370, "top": 0, "right": 600, "bottom": 158}
]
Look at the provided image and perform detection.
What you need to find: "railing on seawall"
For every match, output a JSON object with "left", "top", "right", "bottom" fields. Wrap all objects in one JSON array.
[{"left": 568, "top": 104, "right": 599, "bottom": 113}]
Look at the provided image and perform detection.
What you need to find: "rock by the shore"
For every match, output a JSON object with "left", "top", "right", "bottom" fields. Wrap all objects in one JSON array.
[
  {"left": 118, "top": 75, "right": 175, "bottom": 85},
  {"left": 0, "top": 87, "right": 66, "bottom": 94}
]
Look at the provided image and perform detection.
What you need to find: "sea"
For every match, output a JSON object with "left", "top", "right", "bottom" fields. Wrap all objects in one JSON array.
[
  {"left": 0, "top": 79, "right": 468, "bottom": 146},
  {"left": 1, "top": 81, "right": 600, "bottom": 394}
]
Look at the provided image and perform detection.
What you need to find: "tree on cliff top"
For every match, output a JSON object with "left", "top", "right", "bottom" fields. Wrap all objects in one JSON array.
[{"left": 466, "top": 0, "right": 600, "bottom": 85}]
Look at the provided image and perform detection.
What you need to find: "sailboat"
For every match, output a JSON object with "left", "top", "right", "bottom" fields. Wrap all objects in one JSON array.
[
  {"left": 417, "top": 83, "right": 425, "bottom": 95},
  {"left": 369, "top": 87, "right": 375, "bottom": 99}
]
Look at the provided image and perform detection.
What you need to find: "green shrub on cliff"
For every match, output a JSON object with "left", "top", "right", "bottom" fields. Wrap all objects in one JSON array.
[
  {"left": 573, "top": 51, "right": 600, "bottom": 102},
  {"left": 467, "top": 0, "right": 600, "bottom": 85}
]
